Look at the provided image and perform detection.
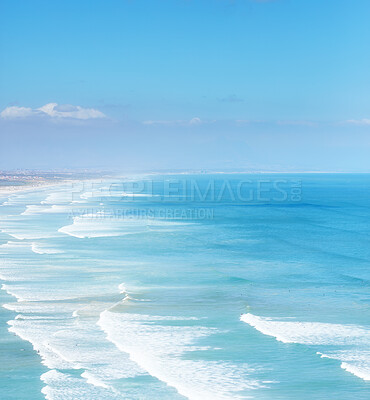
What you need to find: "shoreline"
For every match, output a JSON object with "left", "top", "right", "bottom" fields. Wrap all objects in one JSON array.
[{"left": 0, "top": 180, "right": 76, "bottom": 198}]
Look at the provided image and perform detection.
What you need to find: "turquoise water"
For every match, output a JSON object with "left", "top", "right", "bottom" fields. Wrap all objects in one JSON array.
[{"left": 0, "top": 174, "right": 369, "bottom": 399}]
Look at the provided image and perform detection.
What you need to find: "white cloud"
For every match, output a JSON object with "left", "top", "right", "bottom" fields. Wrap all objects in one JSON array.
[
  {"left": 345, "top": 119, "right": 370, "bottom": 126},
  {"left": 0, "top": 106, "right": 34, "bottom": 118},
  {"left": 0, "top": 103, "right": 106, "bottom": 120},
  {"left": 189, "top": 117, "right": 202, "bottom": 125}
]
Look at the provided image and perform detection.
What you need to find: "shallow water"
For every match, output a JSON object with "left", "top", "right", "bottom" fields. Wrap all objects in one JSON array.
[{"left": 0, "top": 174, "right": 369, "bottom": 399}]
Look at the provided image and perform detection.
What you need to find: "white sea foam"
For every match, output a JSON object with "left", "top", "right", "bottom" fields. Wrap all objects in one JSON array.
[
  {"left": 14, "top": 314, "right": 71, "bottom": 321},
  {"left": 0, "top": 194, "right": 28, "bottom": 206},
  {"left": 3, "top": 302, "right": 76, "bottom": 314},
  {"left": 41, "top": 369, "right": 121, "bottom": 400},
  {"left": 240, "top": 313, "right": 369, "bottom": 345},
  {"left": 0, "top": 261, "right": 56, "bottom": 284},
  {"left": 241, "top": 313, "right": 370, "bottom": 381},
  {"left": 7, "top": 318, "right": 77, "bottom": 370},
  {"left": 58, "top": 214, "right": 189, "bottom": 239},
  {"left": 118, "top": 283, "right": 126, "bottom": 293},
  {"left": 0, "top": 238, "right": 61, "bottom": 255},
  {"left": 80, "top": 371, "right": 109, "bottom": 389},
  {"left": 0, "top": 273, "right": 13, "bottom": 281},
  {"left": 0, "top": 228, "right": 57, "bottom": 240},
  {"left": 1, "top": 284, "right": 28, "bottom": 302},
  {"left": 0, "top": 205, "right": 57, "bottom": 239},
  {"left": 1, "top": 277, "right": 120, "bottom": 301},
  {"left": 7, "top": 304, "right": 148, "bottom": 398},
  {"left": 21, "top": 204, "right": 47, "bottom": 215},
  {"left": 80, "top": 190, "right": 156, "bottom": 200},
  {"left": 1, "top": 185, "right": 176, "bottom": 397},
  {"left": 31, "top": 242, "right": 63, "bottom": 254},
  {"left": 0, "top": 240, "right": 30, "bottom": 249},
  {"left": 318, "top": 350, "right": 370, "bottom": 381},
  {"left": 341, "top": 362, "right": 370, "bottom": 381},
  {"left": 99, "top": 310, "right": 263, "bottom": 400},
  {"left": 21, "top": 204, "right": 74, "bottom": 216},
  {"left": 1, "top": 271, "right": 159, "bottom": 398},
  {"left": 41, "top": 191, "right": 75, "bottom": 205}
]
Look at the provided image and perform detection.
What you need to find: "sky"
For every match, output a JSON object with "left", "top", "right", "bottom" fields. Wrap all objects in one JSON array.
[{"left": 1, "top": 0, "right": 370, "bottom": 171}]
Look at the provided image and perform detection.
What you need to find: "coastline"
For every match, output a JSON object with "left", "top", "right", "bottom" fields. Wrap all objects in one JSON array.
[
  {"left": 0, "top": 181, "right": 67, "bottom": 197},
  {"left": 0, "top": 170, "right": 115, "bottom": 199}
]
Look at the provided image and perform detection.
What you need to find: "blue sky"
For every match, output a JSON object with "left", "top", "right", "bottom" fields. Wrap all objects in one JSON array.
[{"left": 1, "top": 0, "right": 370, "bottom": 171}]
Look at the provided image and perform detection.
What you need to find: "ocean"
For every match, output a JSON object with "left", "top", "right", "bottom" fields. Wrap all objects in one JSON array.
[{"left": 0, "top": 173, "right": 369, "bottom": 399}]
